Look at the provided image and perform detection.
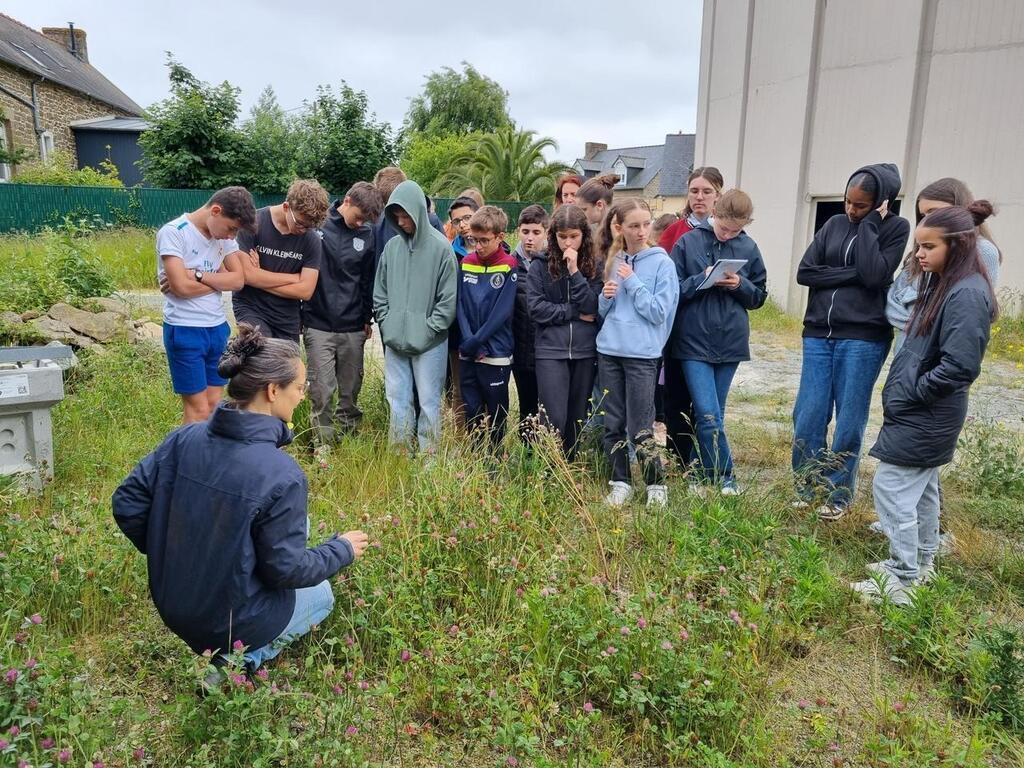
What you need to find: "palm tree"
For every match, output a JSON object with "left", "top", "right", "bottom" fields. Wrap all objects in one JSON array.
[{"left": 436, "top": 127, "right": 570, "bottom": 201}]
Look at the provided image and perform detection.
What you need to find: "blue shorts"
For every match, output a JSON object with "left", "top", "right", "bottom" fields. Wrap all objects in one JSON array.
[{"left": 163, "top": 322, "right": 230, "bottom": 395}]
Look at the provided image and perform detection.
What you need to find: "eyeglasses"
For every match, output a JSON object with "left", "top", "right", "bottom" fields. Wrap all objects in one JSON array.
[
  {"left": 287, "top": 207, "right": 314, "bottom": 233},
  {"left": 472, "top": 235, "right": 497, "bottom": 247},
  {"left": 451, "top": 214, "right": 473, "bottom": 226}
]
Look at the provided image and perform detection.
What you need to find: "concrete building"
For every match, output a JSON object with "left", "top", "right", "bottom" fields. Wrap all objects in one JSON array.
[
  {"left": 0, "top": 15, "right": 143, "bottom": 181},
  {"left": 695, "top": 0, "right": 1023, "bottom": 313},
  {"left": 573, "top": 133, "right": 695, "bottom": 214}
]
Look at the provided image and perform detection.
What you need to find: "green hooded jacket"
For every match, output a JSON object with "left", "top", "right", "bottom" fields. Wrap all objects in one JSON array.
[{"left": 373, "top": 180, "right": 459, "bottom": 356}]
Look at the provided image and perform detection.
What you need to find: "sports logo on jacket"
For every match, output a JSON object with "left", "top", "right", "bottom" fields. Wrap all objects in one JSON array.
[
  {"left": 353, "top": 237, "right": 365, "bottom": 252},
  {"left": 491, "top": 272, "right": 516, "bottom": 289}
]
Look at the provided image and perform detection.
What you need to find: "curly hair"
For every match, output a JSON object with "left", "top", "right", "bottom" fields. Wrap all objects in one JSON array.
[
  {"left": 286, "top": 179, "right": 330, "bottom": 227},
  {"left": 547, "top": 204, "right": 596, "bottom": 281}
]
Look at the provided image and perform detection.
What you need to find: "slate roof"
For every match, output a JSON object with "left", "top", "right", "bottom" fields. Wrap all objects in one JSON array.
[
  {"left": 0, "top": 15, "right": 143, "bottom": 115},
  {"left": 574, "top": 134, "right": 695, "bottom": 196}
]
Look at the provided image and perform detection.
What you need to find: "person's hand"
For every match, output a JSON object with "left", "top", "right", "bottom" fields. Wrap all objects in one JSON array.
[
  {"left": 715, "top": 272, "right": 741, "bottom": 290},
  {"left": 341, "top": 530, "right": 369, "bottom": 559},
  {"left": 602, "top": 281, "right": 618, "bottom": 299},
  {"left": 616, "top": 262, "right": 634, "bottom": 280},
  {"left": 158, "top": 272, "right": 174, "bottom": 296},
  {"left": 579, "top": 313, "right": 596, "bottom": 323},
  {"left": 364, "top": 324, "right": 372, "bottom": 339},
  {"left": 877, "top": 200, "right": 889, "bottom": 219},
  {"left": 248, "top": 249, "right": 260, "bottom": 269},
  {"left": 563, "top": 247, "right": 579, "bottom": 274}
]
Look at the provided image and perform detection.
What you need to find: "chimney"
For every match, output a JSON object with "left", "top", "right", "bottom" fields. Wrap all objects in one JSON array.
[
  {"left": 584, "top": 142, "right": 607, "bottom": 160},
  {"left": 41, "top": 23, "right": 88, "bottom": 63}
]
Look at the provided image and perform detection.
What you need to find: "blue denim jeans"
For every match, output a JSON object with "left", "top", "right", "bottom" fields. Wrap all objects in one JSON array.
[
  {"left": 682, "top": 360, "right": 739, "bottom": 485},
  {"left": 792, "top": 337, "right": 890, "bottom": 507},
  {"left": 243, "top": 580, "right": 335, "bottom": 669},
  {"left": 384, "top": 341, "right": 448, "bottom": 453}
]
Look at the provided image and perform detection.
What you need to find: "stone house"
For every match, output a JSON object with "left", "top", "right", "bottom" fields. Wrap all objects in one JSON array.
[
  {"left": 0, "top": 15, "right": 143, "bottom": 181},
  {"left": 572, "top": 133, "right": 695, "bottom": 214}
]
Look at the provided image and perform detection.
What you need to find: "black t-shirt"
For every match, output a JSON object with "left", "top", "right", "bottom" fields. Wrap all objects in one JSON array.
[{"left": 233, "top": 207, "right": 322, "bottom": 335}]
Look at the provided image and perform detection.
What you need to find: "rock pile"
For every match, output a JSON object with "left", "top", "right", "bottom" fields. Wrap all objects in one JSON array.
[{"left": 1, "top": 297, "right": 163, "bottom": 349}]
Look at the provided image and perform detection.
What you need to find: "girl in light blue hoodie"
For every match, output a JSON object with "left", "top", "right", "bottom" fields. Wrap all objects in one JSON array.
[{"left": 596, "top": 198, "right": 680, "bottom": 507}]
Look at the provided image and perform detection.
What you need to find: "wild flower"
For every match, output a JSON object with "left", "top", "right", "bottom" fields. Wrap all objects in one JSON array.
[
  {"left": 24, "top": 659, "right": 37, "bottom": 669},
  {"left": 8, "top": 726, "right": 19, "bottom": 737},
  {"left": 0, "top": 739, "right": 8, "bottom": 750},
  {"left": 400, "top": 649, "right": 412, "bottom": 663},
  {"left": 729, "top": 610, "right": 742, "bottom": 625},
  {"left": 5, "top": 669, "right": 18, "bottom": 684},
  {"left": 583, "top": 701, "right": 595, "bottom": 713},
  {"left": 637, "top": 617, "right": 648, "bottom": 629},
  {"left": 41, "top": 737, "right": 55, "bottom": 750},
  {"left": 359, "top": 680, "right": 369, "bottom": 691},
  {"left": 58, "top": 749, "right": 71, "bottom": 764},
  {"left": 893, "top": 701, "right": 906, "bottom": 713},
  {"left": 133, "top": 748, "right": 145, "bottom": 761},
  {"left": 679, "top": 628, "right": 690, "bottom": 641},
  {"left": 256, "top": 668, "right": 269, "bottom": 681},
  {"left": 332, "top": 685, "right": 343, "bottom": 695},
  {"left": 232, "top": 639, "right": 245, "bottom": 652},
  {"left": 29, "top": 613, "right": 42, "bottom": 624},
  {"left": 661, "top": 641, "right": 673, "bottom": 651},
  {"left": 797, "top": 699, "right": 809, "bottom": 710},
  {"left": 345, "top": 726, "right": 358, "bottom": 737}
]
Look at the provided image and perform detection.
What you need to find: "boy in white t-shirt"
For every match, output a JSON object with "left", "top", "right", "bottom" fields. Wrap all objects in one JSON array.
[{"left": 156, "top": 186, "right": 256, "bottom": 423}]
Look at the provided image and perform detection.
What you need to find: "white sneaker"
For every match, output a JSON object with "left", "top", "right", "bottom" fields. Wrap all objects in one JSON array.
[
  {"left": 605, "top": 481, "right": 633, "bottom": 507},
  {"left": 817, "top": 504, "right": 847, "bottom": 522},
  {"left": 720, "top": 482, "right": 741, "bottom": 497},
  {"left": 868, "top": 520, "right": 884, "bottom": 535},
  {"left": 792, "top": 499, "right": 811, "bottom": 510},
  {"left": 866, "top": 560, "right": 935, "bottom": 585},
  {"left": 938, "top": 532, "right": 956, "bottom": 556},
  {"left": 850, "top": 573, "right": 916, "bottom": 606},
  {"left": 646, "top": 484, "right": 668, "bottom": 507}
]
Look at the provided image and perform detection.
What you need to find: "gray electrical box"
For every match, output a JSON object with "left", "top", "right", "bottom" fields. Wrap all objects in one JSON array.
[{"left": 0, "top": 346, "right": 71, "bottom": 491}]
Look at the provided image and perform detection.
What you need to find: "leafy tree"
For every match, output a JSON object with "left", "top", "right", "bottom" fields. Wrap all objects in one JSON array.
[
  {"left": 436, "top": 127, "right": 569, "bottom": 201},
  {"left": 399, "top": 131, "right": 481, "bottom": 194},
  {"left": 294, "top": 84, "right": 398, "bottom": 196},
  {"left": 404, "top": 62, "right": 511, "bottom": 137},
  {"left": 235, "top": 86, "right": 299, "bottom": 194},
  {"left": 138, "top": 54, "right": 246, "bottom": 189}
]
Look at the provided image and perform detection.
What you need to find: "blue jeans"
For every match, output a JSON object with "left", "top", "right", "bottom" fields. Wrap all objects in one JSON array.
[
  {"left": 384, "top": 341, "right": 448, "bottom": 453},
  {"left": 682, "top": 360, "right": 738, "bottom": 485},
  {"left": 792, "top": 337, "right": 890, "bottom": 507},
  {"left": 243, "top": 581, "right": 335, "bottom": 669}
]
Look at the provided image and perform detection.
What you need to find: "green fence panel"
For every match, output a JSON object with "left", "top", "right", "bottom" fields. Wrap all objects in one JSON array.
[
  {"left": 0, "top": 184, "right": 284, "bottom": 233},
  {"left": 0, "top": 185, "right": 548, "bottom": 234}
]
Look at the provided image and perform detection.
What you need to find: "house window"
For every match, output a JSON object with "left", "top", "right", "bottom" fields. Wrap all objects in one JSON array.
[
  {"left": 41, "top": 131, "right": 55, "bottom": 162},
  {"left": 0, "top": 126, "right": 10, "bottom": 182}
]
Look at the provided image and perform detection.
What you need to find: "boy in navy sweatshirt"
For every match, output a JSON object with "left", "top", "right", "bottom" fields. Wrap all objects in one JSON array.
[{"left": 457, "top": 206, "right": 518, "bottom": 448}]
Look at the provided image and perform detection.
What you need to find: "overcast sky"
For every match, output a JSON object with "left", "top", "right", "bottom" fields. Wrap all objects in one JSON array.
[{"left": 7, "top": 0, "right": 702, "bottom": 163}]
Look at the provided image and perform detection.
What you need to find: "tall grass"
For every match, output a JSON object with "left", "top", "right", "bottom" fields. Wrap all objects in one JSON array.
[{"left": 0, "top": 344, "right": 1022, "bottom": 766}]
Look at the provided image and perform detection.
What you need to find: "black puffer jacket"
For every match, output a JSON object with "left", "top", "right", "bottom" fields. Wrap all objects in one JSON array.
[
  {"left": 870, "top": 272, "right": 993, "bottom": 467},
  {"left": 512, "top": 243, "right": 537, "bottom": 369},
  {"left": 527, "top": 253, "right": 602, "bottom": 360},
  {"left": 797, "top": 163, "right": 911, "bottom": 342}
]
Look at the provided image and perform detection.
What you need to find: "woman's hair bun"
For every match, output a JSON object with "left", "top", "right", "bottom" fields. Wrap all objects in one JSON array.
[
  {"left": 595, "top": 173, "right": 620, "bottom": 189},
  {"left": 216, "top": 323, "right": 265, "bottom": 379},
  {"left": 967, "top": 199, "right": 994, "bottom": 227}
]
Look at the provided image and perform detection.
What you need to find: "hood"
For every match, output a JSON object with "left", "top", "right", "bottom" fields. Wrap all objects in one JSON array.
[
  {"left": 695, "top": 220, "right": 748, "bottom": 242},
  {"left": 452, "top": 234, "right": 471, "bottom": 259},
  {"left": 385, "top": 180, "right": 432, "bottom": 250},
  {"left": 513, "top": 241, "right": 545, "bottom": 262},
  {"left": 626, "top": 245, "right": 668, "bottom": 262},
  {"left": 848, "top": 163, "right": 902, "bottom": 208},
  {"left": 207, "top": 403, "right": 294, "bottom": 448}
]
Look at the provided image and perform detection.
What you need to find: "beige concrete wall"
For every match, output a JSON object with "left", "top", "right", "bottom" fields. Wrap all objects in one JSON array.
[{"left": 697, "top": 0, "right": 1024, "bottom": 313}]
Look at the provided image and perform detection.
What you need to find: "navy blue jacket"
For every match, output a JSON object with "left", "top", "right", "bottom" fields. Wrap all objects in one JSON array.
[
  {"left": 112, "top": 405, "right": 354, "bottom": 655},
  {"left": 457, "top": 248, "right": 518, "bottom": 360},
  {"left": 669, "top": 222, "right": 768, "bottom": 363},
  {"left": 303, "top": 200, "right": 375, "bottom": 333}
]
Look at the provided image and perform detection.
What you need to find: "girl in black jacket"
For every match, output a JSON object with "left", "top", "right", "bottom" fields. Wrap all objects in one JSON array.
[
  {"left": 792, "top": 163, "right": 912, "bottom": 522},
  {"left": 851, "top": 202, "right": 996, "bottom": 605},
  {"left": 113, "top": 325, "right": 369, "bottom": 675},
  {"left": 527, "top": 205, "right": 602, "bottom": 458},
  {"left": 669, "top": 190, "right": 767, "bottom": 493}
]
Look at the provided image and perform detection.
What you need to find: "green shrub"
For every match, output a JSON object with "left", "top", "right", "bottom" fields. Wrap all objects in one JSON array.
[{"left": 12, "top": 151, "right": 123, "bottom": 188}]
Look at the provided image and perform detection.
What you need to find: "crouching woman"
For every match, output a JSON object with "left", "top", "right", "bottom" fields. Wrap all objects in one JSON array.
[
  {"left": 852, "top": 202, "right": 997, "bottom": 605},
  {"left": 113, "top": 324, "right": 368, "bottom": 668}
]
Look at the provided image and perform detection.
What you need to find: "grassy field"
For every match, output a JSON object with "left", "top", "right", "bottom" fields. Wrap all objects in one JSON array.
[{"left": 1, "top": 338, "right": 1022, "bottom": 767}]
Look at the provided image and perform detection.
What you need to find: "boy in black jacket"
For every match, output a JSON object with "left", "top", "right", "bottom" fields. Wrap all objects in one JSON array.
[
  {"left": 303, "top": 182, "right": 382, "bottom": 445},
  {"left": 511, "top": 205, "right": 548, "bottom": 441},
  {"left": 792, "top": 163, "right": 911, "bottom": 521}
]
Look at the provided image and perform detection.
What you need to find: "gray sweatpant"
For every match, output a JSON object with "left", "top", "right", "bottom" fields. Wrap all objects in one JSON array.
[
  {"left": 872, "top": 461, "right": 941, "bottom": 583},
  {"left": 304, "top": 328, "right": 367, "bottom": 443}
]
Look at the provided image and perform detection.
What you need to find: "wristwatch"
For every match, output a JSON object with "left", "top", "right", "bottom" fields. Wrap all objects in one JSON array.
[{"left": 194, "top": 270, "right": 204, "bottom": 283}]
